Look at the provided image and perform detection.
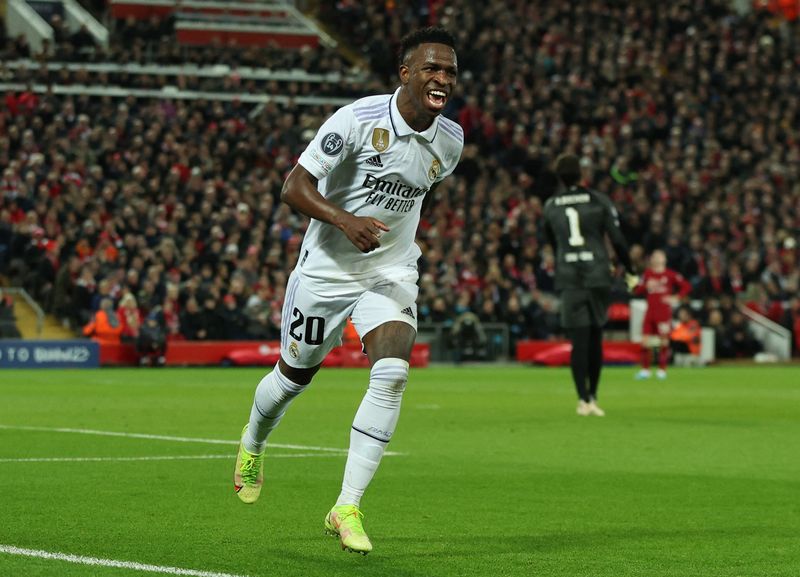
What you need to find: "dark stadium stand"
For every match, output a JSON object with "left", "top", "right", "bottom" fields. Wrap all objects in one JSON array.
[
  {"left": 1, "top": 0, "right": 798, "bottom": 359},
  {"left": 0, "top": 289, "right": 22, "bottom": 338}
]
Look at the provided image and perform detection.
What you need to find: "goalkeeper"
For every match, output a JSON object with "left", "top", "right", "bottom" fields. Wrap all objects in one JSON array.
[{"left": 543, "top": 154, "right": 636, "bottom": 416}]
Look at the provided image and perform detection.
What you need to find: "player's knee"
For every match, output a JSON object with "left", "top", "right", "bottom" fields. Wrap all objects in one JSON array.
[
  {"left": 368, "top": 358, "right": 409, "bottom": 405},
  {"left": 259, "top": 363, "right": 308, "bottom": 404},
  {"left": 278, "top": 358, "right": 319, "bottom": 386},
  {"left": 363, "top": 321, "right": 416, "bottom": 361},
  {"left": 644, "top": 335, "right": 661, "bottom": 348}
]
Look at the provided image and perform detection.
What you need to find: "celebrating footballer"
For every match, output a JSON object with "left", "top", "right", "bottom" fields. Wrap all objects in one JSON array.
[{"left": 232, "top": 27, "right": 463, "bottom": 555}]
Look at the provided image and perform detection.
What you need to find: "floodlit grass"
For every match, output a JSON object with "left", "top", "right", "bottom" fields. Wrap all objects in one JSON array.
[{"left": 0, "top": 366, "right": 798, "bottom": 576}]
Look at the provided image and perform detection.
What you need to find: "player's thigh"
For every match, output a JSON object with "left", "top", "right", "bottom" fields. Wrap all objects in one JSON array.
[
  {"left": 642, "top": 311, "right": 662, "bottom": 334},
  {"left": 281, "top": 273, "right": 355, "bottom": 369},
  {"left": 350, "top": 268, "right": 419, "bottom": 361},
  {"left": 560, "top": 289, "right": 591, "bottom": 329},
  {"left": 641, "top": 313, "right": 668, "bottom": 347},
  {"left": 587, "top": 287, "right": 611, "bottom": 327}
]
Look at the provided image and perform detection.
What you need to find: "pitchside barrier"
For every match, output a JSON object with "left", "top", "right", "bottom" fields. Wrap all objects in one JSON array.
[
  {"left": 0, "top": 340, "right": 100, "bottom": 368},
  {"left": 97, "top": 341, "right": 431, "bottom": 368},
  {"left": 515, "top": 340, "right": 641, "bottom": 365}
]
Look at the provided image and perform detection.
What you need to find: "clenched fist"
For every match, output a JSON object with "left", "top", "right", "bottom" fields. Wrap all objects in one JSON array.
[{"left": 340, "top": 214, "right": 390, "bottom": 253}]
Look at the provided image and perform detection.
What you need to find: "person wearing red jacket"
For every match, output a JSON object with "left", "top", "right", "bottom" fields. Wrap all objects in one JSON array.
[
  {"left": 117, "top": 293, "right": 142, "bottom": 342},
  {"left": 634, "top": 250, "right": 691, "bottom": 379}
]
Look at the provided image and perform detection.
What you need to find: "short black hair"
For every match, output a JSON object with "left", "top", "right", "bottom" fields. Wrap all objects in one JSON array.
[
  {"left": 398, "top": 26, "right": 456, "bottom": 66},
  {"left": 554, "top": 154, "right": 582, "bottom": 187}
]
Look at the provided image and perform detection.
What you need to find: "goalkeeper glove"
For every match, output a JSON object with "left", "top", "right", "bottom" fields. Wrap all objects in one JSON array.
[{"left": 625, "top": 273, "right": 640, "bottom": 292}]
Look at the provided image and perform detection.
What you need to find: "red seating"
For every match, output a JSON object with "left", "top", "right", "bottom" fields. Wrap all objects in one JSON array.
[
  {"left": 99, "top": 341, "right": 430, "bottom": 367},
  {"left": 607, "top": 302, "right": 630, "bottom": 322}
]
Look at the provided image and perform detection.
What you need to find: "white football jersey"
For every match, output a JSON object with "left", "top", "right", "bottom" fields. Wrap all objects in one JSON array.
[{"left": 296, "top": 87, "right": 463, "bottom": 291}]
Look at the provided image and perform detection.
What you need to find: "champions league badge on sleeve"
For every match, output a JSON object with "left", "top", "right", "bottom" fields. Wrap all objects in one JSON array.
[{"left": 321, "top": 132, "right": 344, "bottom": 156}]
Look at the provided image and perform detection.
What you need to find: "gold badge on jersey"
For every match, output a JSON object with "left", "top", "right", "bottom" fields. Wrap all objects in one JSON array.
[
  {"left": 428, "top": 158, "right": 441, "bottom": 181},
  {"left": 289, "top": 341, "right": 299, "bottom": 359},
  {"left": 371, "top": 128, "right": 390, "bottom": 152}
]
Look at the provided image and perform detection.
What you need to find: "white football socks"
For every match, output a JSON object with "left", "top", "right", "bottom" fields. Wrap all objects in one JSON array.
[
  {"left": 243, "top": 364, "right": 307, "bottom": 455},
  {"left": 336, "top": 358, "right": 409, "bottom": 507}
]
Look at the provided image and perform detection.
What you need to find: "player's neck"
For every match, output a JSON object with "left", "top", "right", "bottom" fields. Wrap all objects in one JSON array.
[{"left": 396, "top": 88, "right": 436, "bottom": 132}]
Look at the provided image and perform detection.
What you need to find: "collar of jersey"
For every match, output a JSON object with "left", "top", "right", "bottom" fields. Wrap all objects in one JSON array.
[{"left": 389, "top": 87, "right": 439, "bottom": 143}]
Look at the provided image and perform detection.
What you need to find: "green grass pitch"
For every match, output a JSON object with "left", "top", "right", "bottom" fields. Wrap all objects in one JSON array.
[{"left": 0, "top": 366, "right": 798, "bottom": 577}]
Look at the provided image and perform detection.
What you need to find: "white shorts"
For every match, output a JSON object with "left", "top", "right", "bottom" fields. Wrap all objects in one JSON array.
[{"left": 280, "top": 267, "right": 419, "bottom": 369}]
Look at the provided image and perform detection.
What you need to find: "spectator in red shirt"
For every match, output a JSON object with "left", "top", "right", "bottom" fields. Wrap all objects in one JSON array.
[
  {"left": 633, "top": 250, "right": 691, "bottom": 379},
  {"left": 117, "top": 293, "right": 142, "bottom": 342}
]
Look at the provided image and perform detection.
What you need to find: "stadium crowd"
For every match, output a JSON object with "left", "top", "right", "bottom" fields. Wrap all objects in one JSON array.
[{"left": 1, "top": 0, "right": 799, "bottom": 357}]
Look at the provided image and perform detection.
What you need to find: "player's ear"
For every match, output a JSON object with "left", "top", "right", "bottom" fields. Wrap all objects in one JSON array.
[{"left": 399, "top": 63, "right": 410, "bottom": 86}]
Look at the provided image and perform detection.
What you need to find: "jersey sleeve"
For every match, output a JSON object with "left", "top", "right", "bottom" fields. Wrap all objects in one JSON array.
[
  {"left": 297, "top": 106, "right": 357, "bottom": 180},
  {"left": 670, "top": 270, "right": 692, "bottom": 297},
  {"left": 601, "top": 195, "right": 633, "bottom": 273},
  {"left": 542, "top": 201, "right": 556, "bottom": 249}
]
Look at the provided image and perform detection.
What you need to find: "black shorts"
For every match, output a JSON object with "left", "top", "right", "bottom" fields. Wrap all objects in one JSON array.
[{"left": 560, "top": 287, "right": 610, "bottom": 329}]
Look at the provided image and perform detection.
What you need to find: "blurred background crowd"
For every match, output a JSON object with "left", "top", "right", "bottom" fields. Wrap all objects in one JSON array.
[{"left": 1, "top": 0, "right": 798, "bottom": 358}]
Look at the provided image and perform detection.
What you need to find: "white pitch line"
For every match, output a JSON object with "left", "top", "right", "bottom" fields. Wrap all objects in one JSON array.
[
  {"left": 0, "top": 544, "right": 250, "bottom": 577},
  {"left": 0, "top": 425, "right": 403, "bottom": 456},
  {"left": 0, "top": 454, "right": 344, "bottom": 463},
  {"left": 0, "top": 424, "right": 345, "bottom": 453}
]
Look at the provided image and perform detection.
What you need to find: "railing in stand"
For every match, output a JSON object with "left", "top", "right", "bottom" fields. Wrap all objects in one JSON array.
[
  {"left": 738, "top": 304, "right": 792, "bottom": 361},
  {"left": 2, "top": 287, "right": 45, "bottom": 338}
]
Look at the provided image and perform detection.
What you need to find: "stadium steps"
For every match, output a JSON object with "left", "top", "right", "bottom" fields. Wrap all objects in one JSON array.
[
  {"left": 12, "top": 299, "right": 75, "bottom": 340},
  {"left": 306, "top": 15, "right": 369, "bottom": 69}
]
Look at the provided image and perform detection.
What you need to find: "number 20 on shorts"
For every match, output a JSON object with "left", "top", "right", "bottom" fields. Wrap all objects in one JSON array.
[{"left": 289, "top": 307, "right": 327, "bottom": 345}]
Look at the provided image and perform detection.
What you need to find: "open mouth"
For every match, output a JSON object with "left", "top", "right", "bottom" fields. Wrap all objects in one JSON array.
[{"left": 426, "top": 89, "right": 447, "bottom": 110}]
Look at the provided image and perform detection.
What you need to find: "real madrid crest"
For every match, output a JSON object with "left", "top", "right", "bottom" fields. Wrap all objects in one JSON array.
[
  {"left": 371, "top": 128, "right": 390, "bottom": 153},
  {"left": 428, "top": 158, "right": 441, "bottom": 181},
  {"left": 289, "top": 341, "right": 299, "bottom": 359}
]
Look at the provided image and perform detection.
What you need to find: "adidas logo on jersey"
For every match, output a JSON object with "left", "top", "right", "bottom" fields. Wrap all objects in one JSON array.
[
  {"left": 365, "top": 155, "right": 383, "bottom": 167},
  {"left": 400, "top": 307, "right": 415, "bottom": 319}
]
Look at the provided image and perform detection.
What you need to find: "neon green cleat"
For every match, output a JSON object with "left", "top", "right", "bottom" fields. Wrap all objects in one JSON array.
[
  {"left": 324, "top": 505, "right": 373, "bottom": 555},
  {"left": 233, "top": 425, "right": 264, "bottom": 504}
]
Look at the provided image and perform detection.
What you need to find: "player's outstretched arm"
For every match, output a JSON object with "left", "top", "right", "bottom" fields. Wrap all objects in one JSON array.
[{"left": 281, "top": 164, "right": 389, "bottom": 253}]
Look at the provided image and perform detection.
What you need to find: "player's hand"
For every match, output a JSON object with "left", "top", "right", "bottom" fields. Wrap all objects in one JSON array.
[
  {"left": 625, "top": 273, "right": 640, "bottom": 292},
  {"left": 663, "top": 295, "right": 680, "bottom": 307},
  {"left": 340, "top": 214, "right": 390, "bottom": 253}
]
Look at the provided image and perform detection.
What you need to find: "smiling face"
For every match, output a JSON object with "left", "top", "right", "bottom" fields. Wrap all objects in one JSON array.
[{"left": 397, "top": 42, "right": 458, "bottom": 131}]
